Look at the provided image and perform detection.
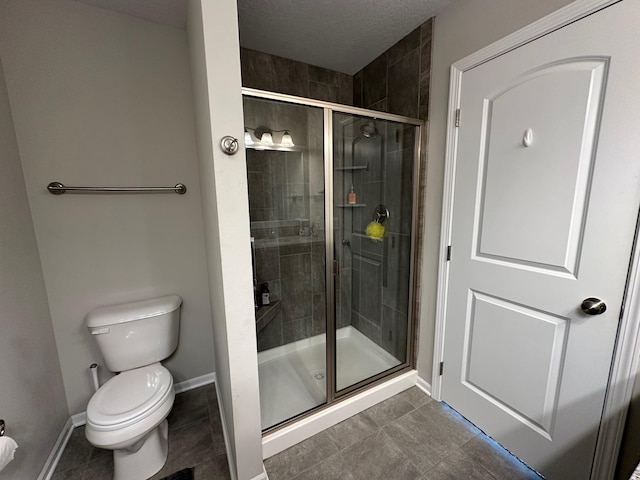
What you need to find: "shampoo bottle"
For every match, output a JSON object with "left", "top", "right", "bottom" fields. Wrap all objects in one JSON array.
[{"left": 348, "top": 184, "right": 357, "bottom": 204}]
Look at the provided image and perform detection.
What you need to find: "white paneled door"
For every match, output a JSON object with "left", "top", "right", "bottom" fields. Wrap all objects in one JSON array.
[{"left": 442, "top": 1, "right": 640, "bottom": 478}]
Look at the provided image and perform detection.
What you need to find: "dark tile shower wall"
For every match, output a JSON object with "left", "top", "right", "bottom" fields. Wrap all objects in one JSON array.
[
  {"left": 343, "top": 120, "right": 415, "bottom": 361},
  {"left": 241, "top": 48, "right": 353, "bottom": 105},
  {"left": 242, "top": 19, "right": 433, "bottom": 356},
  {"left": 350, "top": 19, "right": 433, "bottom": 361},
  {"left": 353, "top": 20, "right": 432, "bottom": 119},
  {"left": 245, "top": 97, "right": 326, "bottom": 352},
  {"left": 250, "top": 153, "right": 327, "bottom": 352}
]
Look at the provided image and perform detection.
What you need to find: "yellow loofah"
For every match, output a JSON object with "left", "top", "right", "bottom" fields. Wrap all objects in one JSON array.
[{"left": 365, "top": 221, "right": 385, "bottom": 240}]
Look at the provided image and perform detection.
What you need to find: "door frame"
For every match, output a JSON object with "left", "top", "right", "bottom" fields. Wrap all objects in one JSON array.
[{"left": 431, "top": 1, "right": 640, "bottom": 478}]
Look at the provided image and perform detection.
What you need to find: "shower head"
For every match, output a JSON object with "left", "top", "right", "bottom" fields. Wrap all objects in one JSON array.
[{"left": 360, "top": 121, "right": 378, "bottom": 138}]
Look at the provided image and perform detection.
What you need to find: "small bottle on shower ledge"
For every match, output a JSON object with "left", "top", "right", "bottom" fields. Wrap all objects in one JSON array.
[
  {"left": 261, "top": 283, "right": 270, "bottom": 306},
  {"left": 348, "top": 184, "right": 357, "bottom": 205}
]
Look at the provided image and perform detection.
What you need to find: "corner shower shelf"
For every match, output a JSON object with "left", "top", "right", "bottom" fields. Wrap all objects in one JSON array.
[
  {"left": 337, "top": 204, "right": 367, "bottom": 208},
  {"left": 335, "top": 164, "right": 368, "bottom": 171},
  {"left": 255, "top": 299, "right": 280, "bottom": 333}
]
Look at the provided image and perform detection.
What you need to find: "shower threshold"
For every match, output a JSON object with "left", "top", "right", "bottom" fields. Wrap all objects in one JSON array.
[{"left": 258, "top": 326, "right": 401, "bottom": 430}]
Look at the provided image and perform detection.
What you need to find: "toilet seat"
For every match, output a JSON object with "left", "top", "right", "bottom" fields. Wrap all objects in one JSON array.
[{"left": 87, "top": 364, "right": 173, "bottom": 432}]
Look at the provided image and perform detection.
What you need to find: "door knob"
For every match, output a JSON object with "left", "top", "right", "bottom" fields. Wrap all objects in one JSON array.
[
  {"left": 581, "top": 297, "right": 607, "bottom": 315},
  {"left": 220, "top": 136, "right": 239, "bottom": 155}
]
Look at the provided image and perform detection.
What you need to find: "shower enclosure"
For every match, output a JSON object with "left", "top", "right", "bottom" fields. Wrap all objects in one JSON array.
[{"left": 243, "top": 89, "right": 422, "bottom": 431}]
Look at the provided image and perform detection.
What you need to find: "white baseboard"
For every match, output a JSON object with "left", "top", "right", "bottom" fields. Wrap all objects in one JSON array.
[
  {"left": 249, "top": 466, "right": 269, "bottom": 480},
  {"left": 261, "top": 370, "right": 418, "bottom": 459},
  {"left": 174, "top": 371, "right": 216, "bottom": 394},
  {"left": 40, "top": 372, "right": 218, "bottom": 479},
  {"left": 71, "top": 411, "right": 87, "bottom": 428},
  {"left": 212, "top": 373, "right": 238, "bottom": 480},
  {"left": 416, "top": 376, "right": 432, "bottom": 397},
  {"left": 37, "top": 417, "right": 74, "bottom": 480}
]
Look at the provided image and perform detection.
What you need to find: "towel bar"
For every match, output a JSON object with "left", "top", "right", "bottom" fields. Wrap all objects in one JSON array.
[{"left": 47, "top": 182, "right": 187, "bottom": 195}]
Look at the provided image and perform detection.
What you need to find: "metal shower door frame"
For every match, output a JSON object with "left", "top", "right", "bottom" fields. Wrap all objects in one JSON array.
[{"left": 242, "top": 87, "right": 425, "bottom": 429}]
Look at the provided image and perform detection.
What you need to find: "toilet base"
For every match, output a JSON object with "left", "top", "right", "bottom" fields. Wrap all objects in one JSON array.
[{"left": 113, "top": 419, "right": 169, "bottom": 480}]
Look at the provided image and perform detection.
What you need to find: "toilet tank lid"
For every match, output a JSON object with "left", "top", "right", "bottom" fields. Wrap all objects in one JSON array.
[{"left": 86, "top": 295, "right": 182, "bottom": 328}]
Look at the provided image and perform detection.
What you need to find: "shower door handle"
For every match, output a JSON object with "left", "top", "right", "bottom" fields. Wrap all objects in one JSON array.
[{"left": 332, "top": 260, "right": 340, "bottom": 276}]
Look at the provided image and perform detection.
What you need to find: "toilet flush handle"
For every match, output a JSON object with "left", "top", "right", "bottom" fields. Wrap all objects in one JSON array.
[{"left": 91, "top": 327, "right": 110, "bottom": 335}]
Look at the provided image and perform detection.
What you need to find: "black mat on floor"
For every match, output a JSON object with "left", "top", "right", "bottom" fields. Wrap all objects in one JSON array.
[{"left": 160, "top": 467, "right": 194, "bottom": 480}]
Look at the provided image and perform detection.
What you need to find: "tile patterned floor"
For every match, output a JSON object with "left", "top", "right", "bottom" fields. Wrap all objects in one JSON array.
[
  {"left": 264, "top": 387, "right": 542, "bottom": 480},
  {"left": 53, "top": 383, "right": 540, "bottom": 480},
  {"left": 52, "top": 384, "right": 230, "bottom": 480}
]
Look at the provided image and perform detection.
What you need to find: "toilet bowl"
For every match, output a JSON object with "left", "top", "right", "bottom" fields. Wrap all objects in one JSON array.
[{"left": 84, "top": 295, "right": 182, "bottom": 480}]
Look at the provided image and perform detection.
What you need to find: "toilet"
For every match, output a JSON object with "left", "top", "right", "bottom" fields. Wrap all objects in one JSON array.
[{"left": 84, "top": 294, "right": 182, "bottom": 480}]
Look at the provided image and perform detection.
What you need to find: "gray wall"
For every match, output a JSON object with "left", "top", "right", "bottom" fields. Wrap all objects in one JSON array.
[
  {"left": 0, "top": 0, "right": 215, "bottom": 414},
  {"left": 0, "top": 56, "right": 68, "bottom": 480}
]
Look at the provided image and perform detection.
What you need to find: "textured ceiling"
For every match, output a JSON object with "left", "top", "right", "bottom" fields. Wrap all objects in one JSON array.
[
  {"left": 73, "top": 0, "right": 452, "bottom": 75},
  {"left": 238, "top": 0, "right": 451, "bottom": 74}
]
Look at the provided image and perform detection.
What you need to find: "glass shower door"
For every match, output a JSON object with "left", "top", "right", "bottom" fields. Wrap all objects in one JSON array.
[
  {"left": 332, "top": 112, "right": 418, "bottom": 393},
  {"left": 244, "top": 90, "right": 422, "bottom": 432},
  {"left": 244, "top": 96, "right": 327, "bottom": 430}
]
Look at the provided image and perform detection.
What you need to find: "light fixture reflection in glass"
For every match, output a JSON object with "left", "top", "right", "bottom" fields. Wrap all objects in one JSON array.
[
  {"left": 244, "top": 129, "right": 254, "bottom": 146},
  {"left": 244, "top": 126, "right": 294, "bottom": 148},
  {"left": 260, "top": 131, "right": 274, "bottom": 146},
  {"left": 280, "top": 131, "right": 294, "bottom": 147}
]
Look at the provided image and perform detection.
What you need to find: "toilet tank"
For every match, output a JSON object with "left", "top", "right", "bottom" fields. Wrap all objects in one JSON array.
[{"left": 86, "top": 295, "right": 182, "bottom": 372}]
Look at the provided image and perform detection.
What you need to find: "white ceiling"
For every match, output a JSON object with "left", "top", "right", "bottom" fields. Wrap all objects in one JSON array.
[
  {"left": 237, "top": 0, "right": 452, "bottom": 74},
  {"left": 73, "top": 0, "right": 452, "bottom": 75}
]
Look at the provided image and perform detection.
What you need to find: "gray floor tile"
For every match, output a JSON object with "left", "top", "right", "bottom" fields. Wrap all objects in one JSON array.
[
  {"left": 54, "top": 427, "right": 93, "bottom": 473},
  {"left": 204, "top": 383, "right": 217, "bottom": 406},
  {"left": 52, "top": 383, "right": 538, "bottom": 480},
  {"left": 208, "top": 392, "right": 224, "bottom": 432},
  {"left": 414, "top": 401, "right": 480, "bottom": 448},
  {"left": 365, "top": 394, "right": 415, "bottom": 427},
  {"left": 264, "top": 430, "right": 339, "bottom": 480},
  {"left": 52, "top": 465, "right": 86, "bottom": 480},
  {"left": 396, "top": 386, "right": 432, "bottom": 409},
  {"left": 168, "top": 387, "right": 209, "bottom": 431},
  {"left": 81, "top": 452, "right": 113, "bottom": 480},
  {"left": 153, "top": 421, "right": 225, "bottom": 478},
  {"left": 422, "top": 448, "right": 495, "bottom": 480},
  {"left": 292, "top": 452, "right": 357, "bottom": 480},
  {"left": 383, "top": 400, "right": 481, "bottom": 474},
  {"left": 462, "top": 435, "right": 542, "bottom": 480},
  {"left": 384, "top": 408, "right": 461, "bottom": 473},
  {"left": 194, "top": 454, "right": 232, "bottom": 480},
  {"left": 326, "top": 411, "right": 378, "bottom": 450},
  {"left": 88, "top": 443, "right": 112, "bottom": 463},
  {"left": 339, "top": 429, "right": 422, "bottom": 480}
]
